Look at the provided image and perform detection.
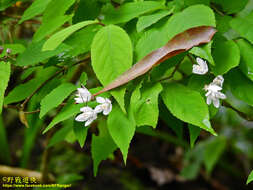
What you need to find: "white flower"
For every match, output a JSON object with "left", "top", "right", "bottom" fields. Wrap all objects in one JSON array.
[
  {"left": 75, "top": 106, "right": 97, "bottom": 126},
  {"left": 74, "top": 87, "right": 92, "bottom": 104},
  {"left": 204, "top": 76, "right": 226, "bottom": 108},
  {"left": 192, "top": 57, "right": 208, "bottom": 75},
  {"left": 212, "top": 75, "right": 224, "bottom": 87},
  {"left": 95, "top": 97, "right": 112, "bottom": 115}
]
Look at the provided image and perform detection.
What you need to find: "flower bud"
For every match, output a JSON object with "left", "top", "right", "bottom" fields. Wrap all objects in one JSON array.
[{"left": 6, "top": 48, "right": 12, "bottom": 54}]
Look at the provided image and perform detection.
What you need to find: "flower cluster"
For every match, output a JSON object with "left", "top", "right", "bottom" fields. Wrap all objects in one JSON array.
[
  {"left": 74, "top": 86, "right": 112, "bottom": 126},
  {"left": 192, "top": 57, "right": 226, "bottom": 108}
]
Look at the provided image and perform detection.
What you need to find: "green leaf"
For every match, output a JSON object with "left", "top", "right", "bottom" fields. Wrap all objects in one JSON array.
[
  {"left": 188, "top": 124, "right": 201, "bottom": 148},
  {"left": 136, "top": 4, "right": 215, "bottom": 60},
  {"left": 92, "top": 120, "right": 117, "bottom": 176},
  {"left": 190, "top": 41, "right": 215, "bottom": 65},
  {"left": 65, "top": 25, "right": 101, "bottom": 57},
  {"left": 204, "top": 137, "right": 226, "bottom": 173},
  {"left": 4, "top": 67, "right": 57, "bottom": 104},
  {"left": 0, "top": 116, "right": 11, "bottom": 164},
  {"left": 211, "top": 0, "right": 248, "bottom": 14},
  {"left": 230, "top": 12, "right": 253, "bottom": 44},
  {"left": 0, "top": 62, "right": 10, "bottom": 114},
  {"left": 48, "top": 125, "right": 73, "bottom": 148},
  {"left": 17, "top": 40, "right": 70, "bottom": 66},
  {"left": 91, "top": 25, "right": 133, "bottom": 112},
  {"left": 225, "top": 68, "right": 253, "bottom": 107},
  {"left": 102, "top": 1, "right": 165, "bottom": 24},
  {"left": 73, "top": 0, "right": 101, "bottom": 24},
  {"left": 33, "top": 0, "right": 75, "bottom": 42},
  {"left": 107, "top": 104, "right": 135, "bottom": 164},
  {"left": 212, "top": 40, "right": 240, "bottom": 75},
  {"left": 161, "top": 83, "right": 216, "bottom": 135},
  {"left": 130, "top": 82, "right": 162, "bottom": 128},
  {"left": 136, "top": 9, "right": 172, "bottom": 32},
  {"left": 73, "top": 121, "right": 88, "bottom": 148},
  {"left": 247, "top": 170, "right": 253, "bottom": 184},
  {"left": 19, "top": 0, "right": 52, "bottom": 24},
  {"left": 43, "top": 20, "right": 99, "bottom": 51},
  {"left": 43, "top": 101, "right": 83, "bottom": 134},
  {"left": 236, "top": 39, "right": 253, "bottom": 81},
  {"left": 40, "top": 83, "right": 76, "bottom": 118}
]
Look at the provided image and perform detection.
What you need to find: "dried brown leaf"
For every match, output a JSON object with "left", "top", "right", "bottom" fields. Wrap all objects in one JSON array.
[{"left": 93, "top": 26, "right": 216, "bottom": 96}]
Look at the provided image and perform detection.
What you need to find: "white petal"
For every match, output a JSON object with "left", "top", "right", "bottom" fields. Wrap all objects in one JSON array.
[
  {"left": 75, "top": 113, "right": 87, "bottom": 122},
  {"left": 205, "top": 91, "right": 211, "bottom": 97},
  {"left": 103, "top": 105, "right": 112, "bottom": 115},
  {"left": 80, "top": 106, "right": 93, "bottom": 113},
  {"left": 213, "top": 75, "right": 224, "bottom": 87},
  {"left": 213, "top": 98, "right": 220, "bottom": 108},
  {"left": 105, "top": 98, "right": 111, "bottom": 104},
  {"left": 94, "top": 105, "right": 103, "bottom": 113},
  {"left": 96, "top": 96, "right": 106, "bottom": 104},
  {"left": 74, "top": 97, "right": 84, "bottom": 104},
  {"left": 208, "top": 84, "right": 222, "bottom": 92},
  {"left": 85, "top": 118, "right": 94, "bottom": 126},
  {"left": 206, "top": 96, "right": 212, "bottom": 105},
  {"left": 192, "top": 65, "right": 202, "bottom": 74},
  {"left": 216, "top": 92, "right": 226, "bottom": 99},
  {"left": 196, "top": 57, "right": 205, "bottom": 65}
]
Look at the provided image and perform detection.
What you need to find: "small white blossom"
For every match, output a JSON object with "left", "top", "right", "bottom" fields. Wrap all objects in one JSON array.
[
  {"left": 212, "top": 75, "right": 224, "bottom": 87},
  {"left": 204, "top": 75, "right": 226, "bottom": 108},
  {"left": 74, "top": 87, "right": 92, "bottom": 104},
  {"left": 95, "top": 97, "right": 112, "bottom": 115},
  {"left": 75, "top": 106, "right": 97, "bottom": 126},
  {"left": 192, "top": 57, "right": 208, "bottom": 75}
]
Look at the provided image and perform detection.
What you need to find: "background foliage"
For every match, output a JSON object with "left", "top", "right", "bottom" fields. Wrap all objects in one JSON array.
[{"left": 1, "top": 0, "right": 253, "bottom": 189}]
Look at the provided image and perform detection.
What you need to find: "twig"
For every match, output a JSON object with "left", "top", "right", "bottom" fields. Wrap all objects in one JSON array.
[
  {"left": 211, "top": 4, "right": 225, "bottom": 16},
  {"left": 20, "top": 56, "right": 91, "bottom": 110},
  {"left": 158, "top": 61, "right": 182, "bottom": 82},
  {"left": 0, "top": 165, "right": 55, "bottom": 183},
  {"left": 23, "top": 110, "right": 40, "bottom": 114}
]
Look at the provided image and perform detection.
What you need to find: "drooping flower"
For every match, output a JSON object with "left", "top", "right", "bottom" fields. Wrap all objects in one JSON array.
[
  {"left": 95, "top": 97, "right": 112, "bottom": 115},
  {"left": 74, "top": 86, "right": 92, "bottom": 104},
  {"left": 75, "top": 106, "right": 97, "bottom": 126},
  {"left": 204, "top": 75, "right": 226, "bottom": 108},
  {"left": 192, "top": 57, "right": 208, "bottom": 75}
]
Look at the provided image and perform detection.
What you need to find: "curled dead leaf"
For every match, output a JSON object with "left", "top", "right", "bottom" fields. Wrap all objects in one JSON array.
[{"left": 93, "top": 26, "right": 216, "bottom": 96}]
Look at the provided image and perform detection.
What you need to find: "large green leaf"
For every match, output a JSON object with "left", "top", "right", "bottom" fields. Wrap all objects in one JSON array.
[
  {"left": 212, "top": 40, "right": 240, "bottom": 75},
  {"left": 136, "top": 9, "right": 172, "bottom": 32},
  {"left": 64, "top": 25, "right": 101, "bottom": 57},
  {"left": 161, "top": 83, "right": 216, "bottom": 135},
  {"left": 247, "top": 170, "right": 253, "bottom": 184},
  {"left": 48, "top": 125, "right": 73, "bottom": 148},
  {"left": 91, "top": 25, "right": 133, "bottom": 112},
  {"left": 204, "top": 137, "right": 226, "bottom": 173},
  {"left": 136, "top": 4, "right": 215, "bottom": 60},
  {"left": 40, "top": 83, "right": 76, "bottom": 118},
  {"left": 19, "top": 0, "right": 52, "bottom": 24},
  {"left": 130, "top": 82, "right": 162, "bottom": 128},
  {"left": 33, "top": 0, "right": 75, "bottom": 42},
  {"left": 43, "top": 101, "right": 83, "bottom": 134},
  {"left": 17, "top": 40, "right": 70, "bottom": 66},
  {"left": 0, "top": 62, "right": 10, "bottom": 114},
  {"left": 102, "top": 1, "right": 165, "bottom": 24},
  {"left": 236, "top": 39, "right": 253, "bottom": 81},
  {"left": 92, "top": 120, "right": 117, "bottom": 176},
  {"left": 225, "top": 68, "right": 253, "bottom": 107},
  {"left": 190, "top": 41, "right": 215, "bottom": 65},
  {"left": 73, "top": 121, "right": 88, "bottom": 148},
  {"left": 230, "top": 12, "right": 253, "bottom": 44},
  {"left": 107, "top": 104, "right": 135, "bottom": 164},
  {"left": 42, "top": 20, "right": 99, "bottom": 51}
]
